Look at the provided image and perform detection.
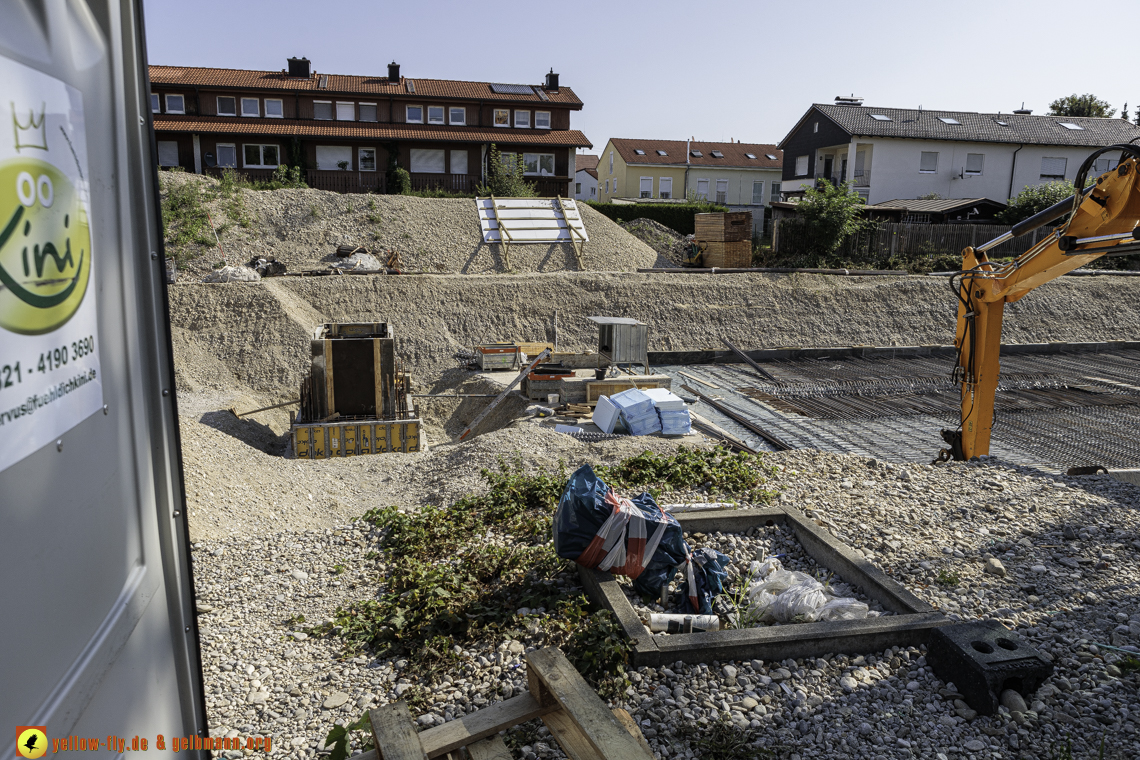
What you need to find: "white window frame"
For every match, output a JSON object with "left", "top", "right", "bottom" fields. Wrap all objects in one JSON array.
[
  {"left": 150, "top": 93, "right": 160, "bottom": 113},
  {"left": 358, "top": 103, "right": 378, "bottom": 122},
  {"left": 514, "top": 110, "right": 531, "bottom": 129},
  {"left": 696, "top": 178, "right": 710, "bottom": 200},
  {"left": 406, "top": 105, "right": 423, "bottom": 124},
  {"left": 965, "top": 153, "right": 984, "bottom": 176},
  {"left": 590, "top": 186, "right": 595, "bottom": 197},
  {"left": 215, "top": 143, "right": 237, "bottom": 168},
  {"left": 609, "top": 151, "right": 614, "bottom": 174},
  {"left": 427, "top": 106, "right": 445, "bottom": 125},
  {"left": 795, "top": 155, "right": 808, "bottom": 176},
  {"left": 240, "top": 97, "right": 260, "bottom": 117},
  {"left": 639, "top": 176, "right": 653, "bottom": 198},
  {"left": 522, "top": 152, "right": 555, "bottom": 176},
  {"left": 493, "top": 108, "right": 510, "bottom": 127},
  {"left": 752, "top": 181, "right": 765, "bottom": 205},
  {"left": 216, "top": 96, "right": 237, "bottom": 116},
  {"left": 535, "top": 111, "right": 551, "bottom": 129},
  {"left": 264, "top": 98, "right": 284, "bottom": 118},
  {"left": 659, "top": 177, "right": 672, "bottom": 199},
  {"left": 1040, "top": 156, "right": 1068, "bottom": 181},
  {"left": 919, "top": 151, "right": 939, "bottom": 174},
  {"left": 605, "top": 179, "right": 609, "bottom": 194},
  {"left": 165, "top": 93, "right": 185, "bottom": 114},
  {"left": 242, "top": 143, "right": 280, "bottom": 168},
  {"left": 313, "top": 100, "right": 333, "bottom": 120},
  {"left": 358, "top": 148, "right": 377, "bottom": 172},
  {"left": 770, "top": 182, "right": 782, "bottom": 203},
  {"left": 336, "top": 102, "right": 355, "bottom": 121},
  {"left": 715, "top": 179, "right": 729, "bottom": 204},
  {"left": 575, "top": 182, "right": 582, "bottom": 195},
  {"left": 449, "top": 107, "right": 466, "bottom": 125}
]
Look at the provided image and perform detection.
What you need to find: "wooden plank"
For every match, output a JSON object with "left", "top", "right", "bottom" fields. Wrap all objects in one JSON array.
[
  {"left": 610, "top": 709, "right": 653, "bottom": 757},
  {"left": 677, "top": 370, "right": 718, "bottom": 389},
  {"left": 525, "top": 648, "right": 653, "bottom": 760},
  {"left": 542, "top": 708, "right": 602, "bottom": 760},
  {"left": 418, "top": 692, "right": 554, "bottom": 758},
  {"left": 465, "top": 736, "right": 513, "bottom": 760},
  {"left": 368, "top": 703, "right": 427, "bottom": 760}
]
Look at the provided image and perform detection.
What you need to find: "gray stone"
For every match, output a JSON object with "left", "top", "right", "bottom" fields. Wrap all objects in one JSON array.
[
  {"left": 1062, "top": 525, "right": 1079, "bottom": 540},
  {"left": 507, "top": 641, "right": 525, "bottom": 655},
  {"left": 290, "top": 569, "right": 308, "bottom": 581},
  {"left": 858, "top": 722, "right": 872, "bottom": 736},
  {"left": 840, "top": 676, "right": 858, "bottom": 693},
  {"left": 722, "top": 664, "right": 738, "bottom": 680},
  {"left": 983, "top": 558, "right": 1007, "bottom": 577},
  {"left": 1031, "top": 565, "right": 1048, "bottom": 573},
  {"left": 290, "top": 631, "right": 308, "bottom": 641},
  {"left": 322, "top": 691, "right": 350, "bottom": 709},
  {"left": 964, "top": 739, "right": 986, "bottom": 751},
  {"left": 247, "top": 691, "right": 270, "bottom": 705},
  {"left": 1000, "top": 689, "right": 1027, "bottom": 713},
  {"left": 771, "top": 668, "right": 792, "bottom": 681}
]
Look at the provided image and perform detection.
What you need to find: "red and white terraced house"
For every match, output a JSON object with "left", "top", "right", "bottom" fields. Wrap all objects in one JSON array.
[{"left": 148, "top": 57, "right": 591, "bottom": 196}]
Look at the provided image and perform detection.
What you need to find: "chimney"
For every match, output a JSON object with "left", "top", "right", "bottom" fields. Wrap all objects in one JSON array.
[
  {"left": 287, "top": 57, "right": 310, "bottom": 78},
  {"left": 388, "top": 61, "right": 401, "bottom": 83},
  {"left": 1013, "top": 102, "right": 1032, "bottom": 114},
  {"left": 544, "top": 68, "right": 559, "bottom": 91},
  {"left": 834, "top": 94, "right": 864, "bottom": 106}
]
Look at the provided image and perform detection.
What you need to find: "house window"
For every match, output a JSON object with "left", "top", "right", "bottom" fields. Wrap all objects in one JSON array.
[
  {"left": 265, "top": 99, "right": 284, "bottom": 118},
  {"left": 640, "top": 177, "right": 653, "bottom": 198},
  {"left": 359, "top": 148, "right": 377, "bottom": 171},
  {"left": 609, "top": 152, "right": 614, "bottom": 173},
  {"left": 770, "top": 182, "right": 782, "bottom": 203},
  {"left": 523, "top": 153, "right": 555, "bottom": 176},
  {"left": 514, "top": 110, "right": 530, "bottom": 128},
  {"left": 359, "top": 103, "right": 377, "bottom": 122},
  {"left": 752, "top": 181, "right": 765, "bottom": 205},
  {"left": 494, "top": 108, "right": 510, "bottom": 127},
  {"left": 449, "top": 107, "right": 465, "bottom": 125},
  {"left": 406, "top": 105, "right": 423, "bottom": 123},
  {"left": 1040, "top": 157, "right": 1067, "bottom": 180},
  {"left": 216, "top": 144, "right": 236, "bottom": 168},
  {"left": 216, "top": 96, "right": 237, "bottom": 116},
  {"left": 165, "top": 94, "right": 184, "bottom": 114},
  {"left": 1094, "top": 157, "right": 1119, "bottom": 173},
  {"left": 795, "top": 155, "right": 808, "bottom": 176},
  {"left": 243, "top": 144, "right": 279, "bottom": 168},
  {"left": 919, "top": 151, "right": 939, "bottom": 173},
  {"left": 590, "top": 186, "right": 596, "bottom": 197},
  {"left": 535, "top": 111, "right": 551, "bottom": 129},
  {"left": 411, "top": 149, "right": 446, "bottom": 173},
  {"left": 605, "top": 179, "right": 609, "bottom": 193},
  {"left": 336, "top": 102, "right": 355, "bottom": 121},
  {"left": 157, "top": 141, "right": 179, "bottom": 167},
  {"left": 450, "top": 150, "right": 468, "bottom": 175},
  {"left": 813, "top": 121, "right": 819, "bottom": 133},
  {"left": 965, "top": 153, "right": 984, "bottom": 176},
  {"left": 150, "top": 93, "right": 160, "bottom": 113},
  {"left": 315, "top": 145, "right": 352, "bottom": 170},
  {"left": 241, "top": 98, "right": 260, "bottom": 117},
  {"left": 696, "top": 179, "right": 710, "bottom": 200},
  {"left": 613, "top": 180, "right": 618, "bottom": 194},
  {"left": 659, "top": 177, "right": 672, "bottom": 199},
  {"left": 314, "top": 101, "right": 333, "bottom": 120},
  {"left": 715, "top": 179, "right": 728, "bottom": 204},
  {"left": 575, "top": 182, "right": 582, "bottom": 194},
  {"left": 427, "top": 106, "right": 445, "bottom": 124}
]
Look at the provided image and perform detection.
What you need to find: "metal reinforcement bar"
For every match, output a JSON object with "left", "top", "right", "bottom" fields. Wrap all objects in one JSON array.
[
  {"left": 637, "top": 267, "right": 907, "bottom": 275},
  {"left": 721, "top": 338, "right": 778, "bottom": 382},
  {"left": 458, "top": 349, "right": 551, "bottom": 441},
  {"left": 681, "top": 384, "right": 793, "bottom": 451}
]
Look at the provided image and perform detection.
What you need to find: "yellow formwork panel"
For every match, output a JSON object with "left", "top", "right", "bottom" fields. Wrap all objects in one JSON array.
[{"left": 291, "top": 419, "right": 422, "bottom": 459}]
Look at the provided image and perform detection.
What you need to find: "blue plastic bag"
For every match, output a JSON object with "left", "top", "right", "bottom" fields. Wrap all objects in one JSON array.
[{"left": 685, "top": 547, "right": 731, "bottom": 615}]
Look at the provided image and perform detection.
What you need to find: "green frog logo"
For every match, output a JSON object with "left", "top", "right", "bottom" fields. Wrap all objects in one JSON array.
[{"left": 0, "top": 158, "right": 91, "bottom": 334}]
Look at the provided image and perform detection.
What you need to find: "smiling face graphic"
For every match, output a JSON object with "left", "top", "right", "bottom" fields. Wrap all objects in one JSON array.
[{"left": 0, "top": 158, "right": 91, "bottom": 334}]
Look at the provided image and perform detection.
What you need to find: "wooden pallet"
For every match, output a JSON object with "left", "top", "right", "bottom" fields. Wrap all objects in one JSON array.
[{"left": 352, "top": 648, "right": 652, "bottom": 760}]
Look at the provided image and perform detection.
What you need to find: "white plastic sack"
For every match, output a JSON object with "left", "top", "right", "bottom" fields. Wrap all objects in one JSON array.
[
  {"left": 813, "top": 597, "right": 870, "bottom": 622},
  {"left": 203, "top": 265, "right": 260, "bottom": 283},
  {"left": 752, "top": 569, "right": 812, "bottom": 596},
  {"left": 764, "top": 578, "right": 827, "bottom": 623}
]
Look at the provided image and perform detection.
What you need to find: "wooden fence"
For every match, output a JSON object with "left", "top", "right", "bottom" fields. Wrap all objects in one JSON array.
[{"left": 773, "top": 219, "right": 1050, "bottom": 261}]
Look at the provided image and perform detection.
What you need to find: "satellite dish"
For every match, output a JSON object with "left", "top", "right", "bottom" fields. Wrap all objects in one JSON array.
[{"left": 204, "top": 152, "right": 217, "bottom": 168}]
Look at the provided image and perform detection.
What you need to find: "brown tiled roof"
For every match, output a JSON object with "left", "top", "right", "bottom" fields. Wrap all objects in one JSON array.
[
  {"left": 608, "top": 138, "right": 782, "bottom": 168},
  {"left": 153, "top": 116, "right": 592, "bottom": 147},
  {"left": 583, "top": 168, "right": 598, "bottom": 179},
  {"left": 574, "top": 154, "right": 599, "bottom": 171},
  {"left": 149, "top": 65, "right": 583, "bottom": 106}
]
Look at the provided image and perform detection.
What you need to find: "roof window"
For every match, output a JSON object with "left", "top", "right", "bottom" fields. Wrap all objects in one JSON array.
[
  {"left": 937, "top": 117, "right": 961, "bottom": 125},
  {"left": 995, "top": 120, "right": 1009, "bottom": 126},
  {"left": 1059, "top": 122, "right": 1084, "bottom": 130},
  {"left": 870, "top": 114, "right": 892, "bottom": 121},
  {"left": 691, "top": 150, "right": 702, "bottom": 157},
  {"left": 710, "top": 150, "right": 723, "bottom": 158},
  {"left": 656, "top": 150, "right": 667, "bottom": 156},
  {"left": 765, "top": 153, "right": 778, "bottom": 160},
  {"left": 745, "top": 153, "right": 756, "bottom": 159},
  {"left": 634, "top": 149, "right": 646, "bottom": 155}
]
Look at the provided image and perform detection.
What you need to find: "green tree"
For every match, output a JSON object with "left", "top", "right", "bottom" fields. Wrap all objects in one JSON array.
[
  {"left": 997, "top": 181, "right": 1077, "bottom": 225},
  {"left": 1122, "top": 102, "right": 1129, "bottom": 122},
  {"left": 477, "top": 144, "right": 537, "bottom": 197},
  {"left": 797, "top": 180, "right": 867, "bottom": 254},
  {"left": 1048, "top": 93, "right": 1115, "bottom": 118}
]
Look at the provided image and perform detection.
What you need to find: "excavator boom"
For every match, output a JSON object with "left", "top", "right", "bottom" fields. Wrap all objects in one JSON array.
[{"left": 941, "top": 145, "right": 1140, "bottom": 461}]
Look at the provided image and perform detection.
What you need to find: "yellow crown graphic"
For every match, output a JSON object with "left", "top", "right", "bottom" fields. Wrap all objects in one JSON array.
[{"left": 12, "top": 102, "right": 48, "bottom": 152}]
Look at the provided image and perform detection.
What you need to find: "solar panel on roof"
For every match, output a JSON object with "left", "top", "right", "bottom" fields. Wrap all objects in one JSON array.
[{"left": 490, "top": 83, "right": 536, "bottom": 95}]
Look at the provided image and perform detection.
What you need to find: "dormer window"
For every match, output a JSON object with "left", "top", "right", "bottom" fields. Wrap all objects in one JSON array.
[
  {"left": 449, "top": 107, "right": 466, "bottom": 125},
  {"left": 535, "top": 111, "right": 551, "bottom": 129},
  {"left": 150, "top": 93, "right": 160, "bottom": 113},
  {"left": 427, "top": 106, "right": 445, "bottom": 124},
  {"left": 514, "top": 110, "right": 530, "bottom": 128}
]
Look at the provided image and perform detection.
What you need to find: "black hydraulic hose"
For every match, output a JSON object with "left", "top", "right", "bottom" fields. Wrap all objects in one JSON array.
[{"left": 1008, "top": 187, "right": 1093, "bottom": 237}]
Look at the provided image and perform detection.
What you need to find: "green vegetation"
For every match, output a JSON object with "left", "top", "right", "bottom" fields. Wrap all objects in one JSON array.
[
  {"left": 477, "top": 144, "right": 537, "bottom": 197},
  {"left": 794, "top": 179, "right": 868, "bottom": 256},
  {"left": 997, "top": 180, "right": 1079, "bottom": 225},
  {"left": 679, "top": 715, "right": 782, "bottom": 759},
  {"left": 597, "top": 446, "right": 777, "bottom": 502},
  {"left": 1048, "top": 93, "right": 1115, "bottom": 118},
  {"left": 160, "top": 172, "right": 215, "bottom": 265},
  {"left": 936, "top": 569, "right": 960, "bottom": 587},
  {"left": 587, "top": 200, "right": 729, "bottom": 235},
  {"left": 1118, "top": 656, "right": 1140, "bottom": 674}
]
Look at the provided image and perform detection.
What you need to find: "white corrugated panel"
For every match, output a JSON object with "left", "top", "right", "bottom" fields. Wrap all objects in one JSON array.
[
  {"left": 411, "top": 148, "right": 445, "bottom": 173},
  {"left": 476, "top": 198, "right": 589, "bottom": 243}
]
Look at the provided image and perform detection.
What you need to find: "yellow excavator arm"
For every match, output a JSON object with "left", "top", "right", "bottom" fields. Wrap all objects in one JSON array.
[{"left": 941, "top": 144, "right": 1140, "bottom": 461}]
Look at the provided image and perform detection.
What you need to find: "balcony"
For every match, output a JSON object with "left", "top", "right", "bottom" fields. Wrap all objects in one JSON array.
[
  {"left": 202, "top": 167, "right": 571, "bottom": 197},
  {"left": 813, "top": 170, "right": 870, "bottom": 188}
]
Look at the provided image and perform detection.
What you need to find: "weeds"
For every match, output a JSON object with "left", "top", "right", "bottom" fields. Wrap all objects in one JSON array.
[
  {"left": 936, "top": 569, "right": 960, "bottom": 587},
  {"left": 678, "top": 715, "right": 781, "bottom": 759},
  {"left": 160, "top": 176, "right": 215, "bottom": 263},
  {"left": 597, "top": 446, "right": 777, "bottom": 502},
  {"left": 1118, "top": 656, "right": 1140, "bottom": 674}
]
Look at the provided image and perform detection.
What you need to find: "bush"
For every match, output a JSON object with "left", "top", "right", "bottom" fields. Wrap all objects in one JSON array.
[
  {"left": 586, "top": 200, "right": 728, "bottom": 235},
  {"left": 476, "top": 144, "right": 537, "bottom": 197},
  {"left": 388, "top": 166, "right": 411, "bottom": 195},
  {"left": 997, "top": 180, "right": 1078, "bottom": 225},
  {"left": 796, "top": 179, "right": 867, "bottom": 255}
]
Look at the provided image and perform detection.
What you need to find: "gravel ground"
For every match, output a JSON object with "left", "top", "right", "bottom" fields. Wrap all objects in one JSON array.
[
  {"left": 159, "top": 172, "right": 658, "bottom": 278},
  {"left": 620, "top": 218, "right": 690, "bottom": 267},
  {"left": 188, "top": 447, "right": 1140, "bottom": 759}
]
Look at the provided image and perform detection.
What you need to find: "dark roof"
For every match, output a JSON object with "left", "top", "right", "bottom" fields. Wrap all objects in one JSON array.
[
  {"left": 781, "top": 104, "right": 1140, "bottom": 147},
  {"left": 582, "top": 168, "right": 598, "bottom": 179},
  {"left": 868, "top": 197, "right": 1007, "bottom": 213},
  {"left": 574, "top": 154, "right": 599, "bottom": 171},
  {"left": 153, "top": 115, "right": 592, "bottom": 147},
  {"left": 149, "top": 65, "right": 583, "bottom": 106},
  {"left": 608, "top": 138, "right": 782, "bottom": 168}
]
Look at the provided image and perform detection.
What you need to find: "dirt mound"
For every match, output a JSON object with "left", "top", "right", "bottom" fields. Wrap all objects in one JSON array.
[
  {"left": 621, "top": 218, "right": 690, "bottom": 267},
  {"left": 159, "top": 172, "right": 658, "bottom": 278}
]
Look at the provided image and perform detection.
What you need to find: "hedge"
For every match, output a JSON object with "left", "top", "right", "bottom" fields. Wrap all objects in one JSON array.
[{"left": 585, "top": 201, "right": 729, "bottom": 236}]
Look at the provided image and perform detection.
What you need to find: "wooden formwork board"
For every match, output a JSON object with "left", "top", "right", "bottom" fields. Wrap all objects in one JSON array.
[
  {"left": 291, "top": 419, "right": 422, "bottom": 459},
  {"left": 584, "top": 377, "right": 671, "bottom": 403}
]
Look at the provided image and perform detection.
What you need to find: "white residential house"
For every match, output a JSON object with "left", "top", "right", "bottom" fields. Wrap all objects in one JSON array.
[
  {"left": 574, "top": 153, "right": 598, "bottom": 200},
  {"left": 777, "top": 98, "right": 1140, "bottom": 205}
]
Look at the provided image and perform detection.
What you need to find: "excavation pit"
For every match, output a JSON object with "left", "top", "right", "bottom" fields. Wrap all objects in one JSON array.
[{"left": 580, "top": 506, "right": 950, "bottom": 667}]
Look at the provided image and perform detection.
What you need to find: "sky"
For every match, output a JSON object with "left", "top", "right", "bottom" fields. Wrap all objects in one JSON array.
[{"left": 142, "top": 0, "right": 1140, "bottom": 156}]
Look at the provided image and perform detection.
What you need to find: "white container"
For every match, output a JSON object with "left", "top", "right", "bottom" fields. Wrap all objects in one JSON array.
[
  {"left": 592, "top": 395, "right": 620, "bottom": 434},
  {"left": 648, "top": 613, "right": 721, "bottom": 633},
  {"left": 548, "top": 393, "right": 560, "bottom": 404}
]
